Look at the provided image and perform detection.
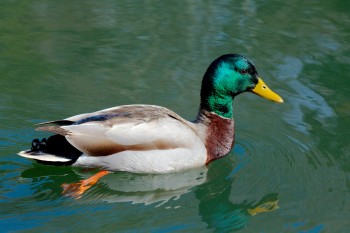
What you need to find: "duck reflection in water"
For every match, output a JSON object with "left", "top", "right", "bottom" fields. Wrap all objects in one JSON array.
[
  {"left": 195, "top": 159, "right": 279, "bottom": 232},
  {"left": 22, "top": 157, "right": 278, "bottom": 232}
]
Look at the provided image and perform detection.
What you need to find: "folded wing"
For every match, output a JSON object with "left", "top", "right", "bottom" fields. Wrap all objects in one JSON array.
[{"left": 36, "top": 105, "right": 200, "bottom": 156}]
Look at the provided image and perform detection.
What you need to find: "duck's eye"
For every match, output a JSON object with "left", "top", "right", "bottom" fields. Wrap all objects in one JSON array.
[{"left": 240, "top": 69, "right": 248, "bottom": 74}]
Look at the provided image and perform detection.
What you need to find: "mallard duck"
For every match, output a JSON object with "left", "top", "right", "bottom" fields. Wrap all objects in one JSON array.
[{"left": 18, "top": 54, "right": 283, "bottom": 197}]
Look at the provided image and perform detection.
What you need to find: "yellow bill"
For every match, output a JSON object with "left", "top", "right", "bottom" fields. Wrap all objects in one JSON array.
[{"left": 251, "top": 78, "right": 284, "bottom": 103}]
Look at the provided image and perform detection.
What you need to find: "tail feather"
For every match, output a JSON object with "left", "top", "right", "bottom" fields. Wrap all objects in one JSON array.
[
  {"left": 35, "top": 120, "right": 74, "bottom": 136},
  {"left": 18, "top": 135, "right": 82, "bottom": 166},
  {"left": 18, "top": 150, "right": 71, "bottom": 162}
]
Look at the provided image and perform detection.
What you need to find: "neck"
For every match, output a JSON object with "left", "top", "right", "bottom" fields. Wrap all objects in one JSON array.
[
  {"left": 199, "top": 59, "right": 237, "bottom": 119},
  {"left": 195, "top": 109, "right": 235, "bottom": 163},
  {"left": 200, "top": 95, "right": 234, "bottom": 119}
]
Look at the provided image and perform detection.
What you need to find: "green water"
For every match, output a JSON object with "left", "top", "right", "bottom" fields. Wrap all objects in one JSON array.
[{"left": 1, "top": 1, "right": 349, "bottom": 232}]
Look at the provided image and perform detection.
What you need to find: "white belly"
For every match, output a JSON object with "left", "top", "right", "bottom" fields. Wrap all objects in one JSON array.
[{"left": 74, "top": 145, "right": 207, "bottom": 174}]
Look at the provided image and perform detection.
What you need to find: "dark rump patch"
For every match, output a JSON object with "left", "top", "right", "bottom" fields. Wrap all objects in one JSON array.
[{"left": 31, "top": 135, "right": 82, "bottom": 166}]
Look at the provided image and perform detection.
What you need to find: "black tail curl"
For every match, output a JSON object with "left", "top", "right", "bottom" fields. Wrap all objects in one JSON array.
[{"left": 31, "top": 138, "right": 48, "bottom": 152}]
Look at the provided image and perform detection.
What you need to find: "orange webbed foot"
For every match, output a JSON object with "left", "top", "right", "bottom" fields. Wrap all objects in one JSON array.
[{"left": 61, "top": 170, "right": 110, "bottom": 199}]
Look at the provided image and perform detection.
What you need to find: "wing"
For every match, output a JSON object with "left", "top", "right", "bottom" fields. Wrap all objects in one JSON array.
[{"left": 36, "top": 105, "right": 201, "bottom": 156}]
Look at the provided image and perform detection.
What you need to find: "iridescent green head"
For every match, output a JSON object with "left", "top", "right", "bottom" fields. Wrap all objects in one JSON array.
[{"left": 200, "top": 54, "right": 283, "bottom": 118}]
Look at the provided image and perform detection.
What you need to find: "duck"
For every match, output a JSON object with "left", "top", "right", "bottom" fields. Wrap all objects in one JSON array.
[{"left": 18, "top": 54, "right": 283, "bottom": 198}]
